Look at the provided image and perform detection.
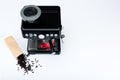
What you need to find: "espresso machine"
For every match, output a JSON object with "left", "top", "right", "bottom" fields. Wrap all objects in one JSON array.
[{"left": 20, "top": 5, "right": 63, "bottom": 55}]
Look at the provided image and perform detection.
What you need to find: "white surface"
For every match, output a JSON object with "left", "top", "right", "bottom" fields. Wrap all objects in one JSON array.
[{"left": 0, "top": 0, "right": 120, "bottom": 80}]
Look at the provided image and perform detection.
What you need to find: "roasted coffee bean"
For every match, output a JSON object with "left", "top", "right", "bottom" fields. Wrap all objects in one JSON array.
[{"left": 17, "top": 54, "right": 42, "bottom": 74}]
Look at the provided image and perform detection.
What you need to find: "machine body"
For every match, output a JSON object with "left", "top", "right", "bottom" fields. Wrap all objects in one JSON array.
[{"left": 21, "top": 5, "right": 62, "bottom": 55}]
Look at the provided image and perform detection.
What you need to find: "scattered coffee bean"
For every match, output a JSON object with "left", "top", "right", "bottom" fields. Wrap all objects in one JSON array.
[
  {"left": 35, "top": 65, "right": 38, "bottom": 68},
  {"left": 39, "top": 64, "right": 42, "bottom": 67},
  {"left": 17, "top": 54, "right": 42, "bottom": 74}
]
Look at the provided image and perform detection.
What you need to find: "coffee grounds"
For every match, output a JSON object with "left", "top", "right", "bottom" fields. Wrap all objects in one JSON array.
[{"left": 17, "top": 54, "right": 42, "bottom": 74}]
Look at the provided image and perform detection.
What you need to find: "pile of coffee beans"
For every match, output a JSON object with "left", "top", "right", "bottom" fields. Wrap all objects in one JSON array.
[{"left": 17, "top": 54, "right": 42, "bottom": 74}]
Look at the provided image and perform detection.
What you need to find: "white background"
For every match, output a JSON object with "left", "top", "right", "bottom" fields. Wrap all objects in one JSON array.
[{"left": 0, "top": 0, "right": 120, "bottom": 80}]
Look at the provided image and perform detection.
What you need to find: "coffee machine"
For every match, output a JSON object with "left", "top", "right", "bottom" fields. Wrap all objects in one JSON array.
[{"left": 20, "top": 5, "right": 63, "bottom": 55}]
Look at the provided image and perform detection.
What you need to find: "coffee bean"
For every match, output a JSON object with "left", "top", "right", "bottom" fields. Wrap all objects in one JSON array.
[{"left": 17, "top": 54, "right": 42, "bottom": 74}]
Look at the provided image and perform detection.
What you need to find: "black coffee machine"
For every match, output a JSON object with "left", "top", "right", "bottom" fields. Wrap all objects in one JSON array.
[{"left": 20, "top": 5, "right": 63, "bottom": 55}]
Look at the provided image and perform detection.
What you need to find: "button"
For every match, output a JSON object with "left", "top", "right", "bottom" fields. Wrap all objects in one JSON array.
[
  {"left": 34, "top": 34, "right": 37, "bottom": 36},
  {"left": 46, "top": 34, "right": 49, "bottom": 37},
  {"left": 38, "top": 34, "right": 45, "bottom": 39},
  {"left": 50, "top": 34, "right": 53, "bottom": 37},
  {"left": 54, "top": 34, "right": 58, "bottom": 37},
  {"left": 25, "top": 34, "right": 28, "bottom": 37},
  {"left": 29, "top": 33, "right": 33, "bottom": 37}
]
